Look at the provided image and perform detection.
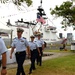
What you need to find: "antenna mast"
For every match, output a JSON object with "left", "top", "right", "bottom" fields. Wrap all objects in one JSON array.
[{"left": 40, "top": 0, "right": 42, "bottom": 7}]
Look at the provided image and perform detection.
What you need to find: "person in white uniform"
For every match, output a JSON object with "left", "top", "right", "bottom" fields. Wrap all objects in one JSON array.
[
  {"left": 34, "top": 33, "right": 44, "bottom": 66},
  {"left": 0, "top": 37, "right": 7, "bottom": 75},
  {"left": 10, "top": 27, "right": 30, "bottom": 75},
  {"left": 28, "top": 35, "right": 41, "bottom": 74}
]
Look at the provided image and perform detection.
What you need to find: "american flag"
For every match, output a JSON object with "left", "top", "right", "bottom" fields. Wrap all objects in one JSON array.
[{"left": 36, "top": 14, "right": 46, "bottom": 24}]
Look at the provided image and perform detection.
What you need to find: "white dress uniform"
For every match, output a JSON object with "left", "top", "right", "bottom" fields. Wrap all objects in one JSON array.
[
  {"left": 0, "top": 37, "right": 7, "bottom": 67},
  {"left": 29, "top": 41, "right": 38, "bottom": 51},
  {"left": 34, "top": 38, "right": 44, "bottom": 66},
  {"left": 28, "top": 41, "right": 39, "bottom": 74},
  {"left": 11, "top": 37, "right": 29, "bottom": 75},
  {"left": 11, "top": 37, "right": 29, "bottom": 52},
  {"left": 35, "top": 39, "right": 44, "bottom": 47}
]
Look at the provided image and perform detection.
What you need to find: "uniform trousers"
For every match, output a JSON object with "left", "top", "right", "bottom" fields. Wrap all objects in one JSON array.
[
  {"left": 15, "top": 51, "right": 26, "bottom": 75},
  {"left": 37, "top": 47, "right": 43, "bottom": 66},
  {"left": 29, "top": 49, "right": 37, "bottom": 73}
]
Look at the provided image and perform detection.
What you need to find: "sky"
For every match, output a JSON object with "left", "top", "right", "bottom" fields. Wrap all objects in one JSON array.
[{"left": 0, "top": 0, "right": 75, "bottom": 39}]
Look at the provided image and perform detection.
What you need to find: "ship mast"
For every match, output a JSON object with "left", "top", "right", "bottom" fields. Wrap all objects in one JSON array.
[
  {"left": 37, "top": 0, "right": 46, "bottom": 32},
  {"left": 40, "top": 0, "right": 42, "bottom": 7}
]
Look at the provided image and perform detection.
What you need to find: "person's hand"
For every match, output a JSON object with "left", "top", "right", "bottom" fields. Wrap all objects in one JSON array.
[
  {"left": 26, "top": 54, "right": 31, "bottom": 59},
  {"left": 42, "top": 48, "right": 44, "bottom": 51},
  {"left": 1, "top": 69, "right": 7, "bottom": 75},
  {"left": 10, "top": 54, "right": 12, "bottom": 59},
  {"left": 28, "top": 54, "right": 31, "bottom": 59},
  {"left": 39, "top": 53, "right": 41, "bottom": 56}
]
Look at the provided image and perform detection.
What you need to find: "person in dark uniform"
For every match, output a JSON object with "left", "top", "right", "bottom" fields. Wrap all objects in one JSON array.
[
  {"left": 0, "top": 37, "right": 7, "bottom": 75},
  {"left": 10, "top": 27, "right": 30, "bottom": 75},
  {"left": 28, "top": 35, "right": 41, "bottom": 75},
  {"left": 34, "top": 33, "right": 44, "bottom": 66}
]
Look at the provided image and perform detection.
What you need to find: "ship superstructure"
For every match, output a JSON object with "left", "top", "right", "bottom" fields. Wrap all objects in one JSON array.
[
  {"left": 5, "top": 0, "right": 59, "bottom": 44},
  {"left": 0, "top": 0, "right": 64, "bottom": 47},
  {"left": 0, "top": 0, "right": 68, "bottom": 64}
]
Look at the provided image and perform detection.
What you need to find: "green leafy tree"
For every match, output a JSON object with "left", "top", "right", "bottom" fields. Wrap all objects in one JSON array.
[
  {"left": 0, "top": 0, "right": 32, "bottom": 6},
  {"left": 50, "top": 1, "right": 75, "bottom": 30}
]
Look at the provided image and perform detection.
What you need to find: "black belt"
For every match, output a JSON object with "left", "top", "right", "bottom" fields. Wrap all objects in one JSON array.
[
  {"left": 31, "top": 49, "right": 36, "bottom": 51},
  {"left": 39, "top": 47, "right": 42, "bottom": 48},
  {"left": 16, "top": 51, "right": 25, "bottom": 54}
]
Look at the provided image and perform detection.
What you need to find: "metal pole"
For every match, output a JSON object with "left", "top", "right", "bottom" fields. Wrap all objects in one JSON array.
[
  {"left": 10, "top": 30, "right": 13, "bottom": 45},
  {"left": 40, "top": 0, "right": 42, "bottom": 6}
]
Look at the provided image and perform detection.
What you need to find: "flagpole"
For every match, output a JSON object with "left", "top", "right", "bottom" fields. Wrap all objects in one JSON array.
[
  {"left": 40, "top": 0, "right": 42, "bottom": 7},
  {"left": 36, "top": 0, "right": 46, "bottom": 34}
]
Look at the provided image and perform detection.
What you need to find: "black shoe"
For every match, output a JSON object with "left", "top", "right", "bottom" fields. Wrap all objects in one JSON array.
[
  {"left": 39, "top": 64, "right": 42, "bottom": 66},
  {"left": 22, "top": 72, "right": 26, "bottom": 75},
  {"left": 33, "top": 68, "right": 36, "bottom": 70},
  {"left": 28, "top": 72, "right": 32, "bottom": 75},
  {"left": 37, "top": 62, "right": 39, "bottom": 65}
]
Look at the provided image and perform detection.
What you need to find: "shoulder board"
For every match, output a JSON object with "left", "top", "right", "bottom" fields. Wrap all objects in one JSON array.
[{"left": 23, "top": 37, "right": 26, "bottom": 39}]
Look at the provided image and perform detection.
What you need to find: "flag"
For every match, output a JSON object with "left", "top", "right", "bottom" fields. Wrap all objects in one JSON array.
[
  {"left": 36, "top": 14, "right": 46, "bottom": 24},
  {"left": 61, "top": 38, "right": 67, "bottom": 44}
]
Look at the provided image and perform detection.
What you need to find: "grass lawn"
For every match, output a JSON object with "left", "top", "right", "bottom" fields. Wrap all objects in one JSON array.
[
  {"left": 7, "top": 53, "right": 75, "bottom": 75},
  {"left": 44, "top": 49, "right": 71, "bottom": 53}
]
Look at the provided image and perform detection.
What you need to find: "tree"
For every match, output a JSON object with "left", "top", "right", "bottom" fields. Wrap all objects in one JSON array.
[
  {"left": 50, "top": 1, "right": 75, "bottom": 30},
  {"left": 0, "top": 0, "right": 32, "bottom": 6}
]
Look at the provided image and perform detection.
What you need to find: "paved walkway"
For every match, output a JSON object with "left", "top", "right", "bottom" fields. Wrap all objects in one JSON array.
[{"left": 7, "top": 51, "right": 75, "bottom": 69}]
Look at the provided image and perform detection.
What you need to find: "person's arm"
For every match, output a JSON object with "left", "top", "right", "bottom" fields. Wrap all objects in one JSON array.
[
  {"left": 1, "top": 52, "right": 7, "bottom": 75},
  {"left": 37, "top": 47, "right": 41, "bottom": 56},
  {"left": 42, "top": 44, "right": 44, "bottom": 51},
  {"left": 10, "top": 47, "right": 15, "bottom": 59},
  {"left": 26, "top": 46, "right": 31, "bottom": 58},
  {"left": 25, "top": 39, "right": 31, "bottom": 58},
  {"left": 40, "top": 39, "right": 45, "bottom": 51},
  {"left": 36, "top": 41, "right": 41, "bottom": 56},
  {"left": 2, "top": 52, "right": 6, "bottom": 68}
]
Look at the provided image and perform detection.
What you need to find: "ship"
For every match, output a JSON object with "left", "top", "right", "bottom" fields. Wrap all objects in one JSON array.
[
  {"left": 0, "top": 0, "right": 67, "bottom": 64},
  {"left": 0, "top": 0, "right": 62, "bottom": 47}
]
